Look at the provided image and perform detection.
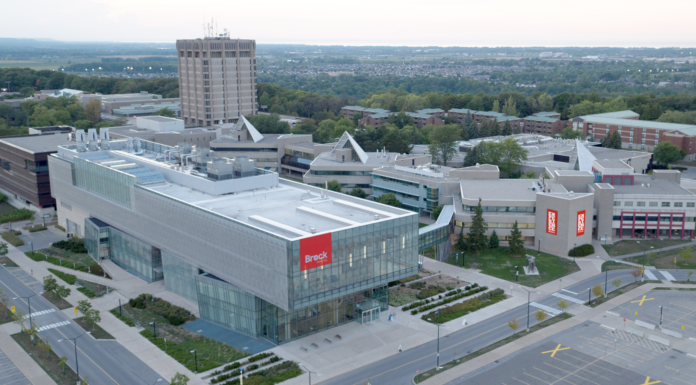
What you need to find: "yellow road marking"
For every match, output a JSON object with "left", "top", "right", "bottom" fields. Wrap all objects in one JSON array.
[
  {"left": 631, "top": 296, "right": 654, "bottom": 306},
  {"left": 542, "top": 344, "right": 570, "bottom": 358},
  {"left": 641, "top": 376, "right": 661, "bottom": 385}
]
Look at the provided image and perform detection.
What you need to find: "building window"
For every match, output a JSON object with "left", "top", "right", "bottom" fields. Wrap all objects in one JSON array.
[
  {"left": 613, "top": 201, "right": 620, "bottom": 207},
  {"left": 688, "top": 202, "right": 695, "bottom": 208},
  {"left": 649, "top": 202, "right": 658, "bottom": 207},
  {"left": 637, "top": 202, "right": 646, "bottom": 207},
  {"left": 674, "top": 202, "right": 684, "bottom": 207},
  {"left": 624, "top": 201, "right": 633, "bottom": 207},
  {"left": 662, "top": 202, "right": 671, "bottom": 207}
]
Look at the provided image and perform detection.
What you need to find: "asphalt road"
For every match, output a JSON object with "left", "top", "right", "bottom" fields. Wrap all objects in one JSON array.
[
  {"left": 320, "top": 269, "right": 694, "bottom": 385},
  {"left": 0, "top": 265, "right": 168, "bottom": 385}
]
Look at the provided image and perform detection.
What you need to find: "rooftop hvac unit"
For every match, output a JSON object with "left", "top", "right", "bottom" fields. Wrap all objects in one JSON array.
[
  {"left": 310, "top": 227, "right": 317, "bottom": 234},
  {"left": 87, "top": 128, "right": 98, "bottom": 151}
]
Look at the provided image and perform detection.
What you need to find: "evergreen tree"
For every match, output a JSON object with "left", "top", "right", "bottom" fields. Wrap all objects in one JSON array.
[
  {"left": 502, "top": 120, "right": 512, "bottom": 136},
  {"left": 456, "top": 225, "right": 466, "bottom": 251},
  {"left": 460, "top": 122, "right": 469, "bottom": 140},
  {"left": 479, "top": 120, "right": 491, "bottom": 138},
  {"left": 468, "top": 120, "right": 479, "bottom": 139},
  {"left": 467, "top": 198, "right": 488, "bottom": 254},
  {"left": 463, "top": 145, "right": 479, "bottom": 167},
  {"left": 490, "top": 120, "right": 501, "bottom": 136},
  {"left": 502, "top": 96, "right": 518, "bottom": 117},
  {"left": 489, "top": 231, "right": 499, "bottom": 248},
  {"left": 508, "top": 220, "right": 524, "bottom": 256},
  {"left": 492, "top": 99, "right": 500, "bottom": 113},
  {"left": 603, "top": 130, "right": 622, "bottom": 149}
]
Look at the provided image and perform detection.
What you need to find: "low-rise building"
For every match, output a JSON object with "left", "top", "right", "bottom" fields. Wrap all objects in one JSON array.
[{"left": 522, "top": 115, "right": 568, "bottom": 136}]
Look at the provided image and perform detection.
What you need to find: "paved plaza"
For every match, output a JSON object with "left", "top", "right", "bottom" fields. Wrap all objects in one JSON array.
[{"left": 610, "top": 290, "right": 696, "bottom": 339}]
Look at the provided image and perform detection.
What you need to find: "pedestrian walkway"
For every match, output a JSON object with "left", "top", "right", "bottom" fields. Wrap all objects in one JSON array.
[
  {"left": 612, "top": 239, "right": 696, "bottom": 260},
  {"left": 0, "top": 326, "right": 55, "bottom": 385}
]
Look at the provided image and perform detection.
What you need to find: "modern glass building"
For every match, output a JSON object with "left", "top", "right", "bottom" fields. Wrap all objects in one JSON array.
[{"left": 50, "top": 138, "right": 419, "bottom": 345}]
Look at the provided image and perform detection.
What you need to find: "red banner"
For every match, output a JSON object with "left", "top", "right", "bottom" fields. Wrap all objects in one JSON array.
[
  {"left": 300, "top": 233, "right": 332, "bottom": 271},
  {"left": 546, "top": 209, "right": 558, "bottom": 235},
  {"left": 577, "top": 210, "right": 586, "bottom": 236}
]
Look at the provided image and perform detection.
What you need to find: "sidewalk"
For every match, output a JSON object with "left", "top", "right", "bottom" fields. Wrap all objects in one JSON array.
[
  {"left": 0, "top": 325, "right": 56, "bottom": 385},
  {"left": 2, "top": 244, "right": 204, "bottom": 385},
  {"left": 420, "top": 282, "right": 696, "bottom": 384}
]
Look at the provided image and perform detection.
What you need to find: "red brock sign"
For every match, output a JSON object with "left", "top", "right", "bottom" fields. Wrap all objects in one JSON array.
[
  {"left": 300, "top": 233, "right": 332, "bottom": 271},
  {"left": 576, "top": 210, "right": 586, "bottom": 236},
  {"left": 546, "top": 209, "right": 558, "bottom": 235}
]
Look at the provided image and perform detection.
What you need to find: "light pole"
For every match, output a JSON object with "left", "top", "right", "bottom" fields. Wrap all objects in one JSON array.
[
  {"left": 604, "top": 233, "right": 607, "bottom": 248},
  {"left": 515, "top": 266, "right": 518, "bottom": 282},
  {"left": 518, "top": 287, "right": 540, "bottom": 332},
  {"left": 57, "top": 332, "right": 91, "bottom": 383},
  {"left": 427, "top": 319, "right": 443, "bottom": 369},
  {"left": 150, "top": 321, "right": 157, "bottom": 339},
  {"left": 298, "top": 363, "right": 321, "bottom": 385},
  {"left": 588, "top": 287, "right": 591, "bottom": 305},
  {"left": 604, "top": 269, "right": 608, "bottom": 297},
  {"left": 573, "top": 243, "right": 577, "bottom": 263},
  {"left": 538, "top": 239, "right": 541, "bottom": 256},
  {"left": 13, "top": 292, "right": 44, "bottom": 328},
  {"left": 190, "top": 350, "right": 198, "bottom": 373},
  {"left": 659, "top": 305, "right": 663, "bottom": 329}
]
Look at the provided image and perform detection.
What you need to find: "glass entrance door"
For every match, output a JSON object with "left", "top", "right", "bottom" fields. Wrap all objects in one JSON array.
[{"left": 361, "top": 307, "right": 379, "bottom": 324}]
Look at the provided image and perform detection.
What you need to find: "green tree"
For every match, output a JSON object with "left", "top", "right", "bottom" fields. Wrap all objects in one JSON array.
[
  {"left": 502, "top": 96, "right": 517, "bottom": 117},
  {"left": 55, "top": 285, "right": 71, "bottom": 307},
  {"left": 508, "top": 317, "right": 520, "bottom": 337},
  {"left": 591, "top": 284, "right": 604, "bottom": 303},
  {"left": 502, "top": 120, "right": 512, "bottom": 136},
  {"left": 38, "top": 336, "right": 51, "bottom": 359},
  {"left": 611, "top": 279, "right": 622, "bottom": 292},
  {"left": 383, "top": 130, "right": 411, "bottom": 154},
  {"left": 154, "top": 108, "right": 176, "bottom": 118},
  {"left": 603, "top": 130, "right": 622, "bottom": 149},
  {"left": 42, "top": 275, "right": 58, "bottom": 293},
  {"left": 352, "top": 113, "right": 361, "bottom": 126},
  {"left": 489, "top": 230, "right": 499, "bottom": 249},
  {"left": 492, "top": 99, "right": 500, "bottom": 113},
  {"left": 467, "top": 198, "right": 488, "bottom": 254},
  {"left": 431, "top": 205, "right": 444, "bottom": 220},
  {"left": 0, "top": 241, "right": 7, "bottom": 257},
  {"left": 171, "top": 373, "right": 190, "bottom": 385},
  {"left": 556, "top": 299, "right": 569, "bottom": 318},
  {"left": 508, "top": 221, "right": 524, "bottom": 256},
  {"left": 462, "top": 145, "right": 479, "bottom": 168},
  {"left": 679, "top": 246, "right": 692, "bottom": 265},
  {"left": 535, "top": 309, "right": 547, "bottom": 325},
  {"left": 376, "top": 193, "right": 402, "bottom": 208},
  {"left": 86, "top": 309, "right": 101, "bottom": 330},
  {"left": 428, "top": 124, "right": 460, "bottom": 165},
  {"left": 653, "top": 142, "right": 685, "bottom": 166},
  {"left": 77, "top": 300, "right": 92, "bottom": 318},
  {"left": 58, "top": 356, "right": 69, "bottom": 376},
  {"left": 477, "top": 139, "right": 528, "bottom": 176},
  {"left": 326, "top": 180, "right": 343, "bottom": 192},
  {"left": 0, "top": 287, "right": 10, "bottom": 320},
  {"left": 560, "top": 127, "right": 583, "bottom": 139},
  {"left": 83, "top": 99, "right": 101, "bottom": 126},
  {"left": 490, "top": 120, "right": 501, "bottom": 137},
  {"left": 348, "top": 187, "right": 367, "bottom": 199},
  {"left": 658, "top": 110, "right": 696, "bottom": 125}
]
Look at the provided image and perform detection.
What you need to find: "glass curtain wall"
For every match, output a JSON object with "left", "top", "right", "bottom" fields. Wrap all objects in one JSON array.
[
  {"left": 196, "top": 273, "right": 262, "bottom": 337},
  {"left": 73, "top": 157, "right": 135, "bottom": 208},
  {"left": 162, "top": 251, "right": 200, "bottom": 301},
  {"left": 108, "top": 226, "right": 163, "bottom": 282}
]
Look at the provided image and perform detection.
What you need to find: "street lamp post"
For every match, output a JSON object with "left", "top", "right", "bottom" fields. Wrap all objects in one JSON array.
[
  {"left": 573, "top": 243, "right": 577, "bottom": 263},
  {"left": 427, "top": 319, "right": 442, "bottom": 369},
  {"left": 588, "top": 287, "right": 591, "bottom": 305},
  {"left": 57, "top": 332, "right": 91, "bottom": 383},
  {"left": 190, "top": 350, "right": 198, "bottom": 373},
  {"left": 518, "top": 287, "right": 540, "bottom": 332},
  {"left": 659, "top": 305, "right": 663, "bottom": 329},
  {"left": 538, "top": 239, "right": 541, "bottom": 256},
  {"left": 13, "top": 292, "right": 44, "bottom": 328},
  {"left": 298, "top": 364, "right": 321, "bottom": 385},
  {"left": 515, "top": 266, "right": 518, "bottom": 282},
  {"left": 150, "top": 321, "right": 157, "bottom": 339},
  {"left": 604, "top": 270, "right": 608, "bottom": 297}
]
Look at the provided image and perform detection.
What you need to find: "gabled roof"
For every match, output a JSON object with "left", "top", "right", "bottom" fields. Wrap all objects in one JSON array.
[
  {"left": 327, "top": 132, "right": 369, "bottom": 164},
  {"left": 232, "top": 116, "right": 264, "bottom": 143}
]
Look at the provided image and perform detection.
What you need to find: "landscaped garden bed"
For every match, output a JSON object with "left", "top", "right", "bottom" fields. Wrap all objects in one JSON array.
[
  {"left": 27, "top": 251, "right": 111, "bottom": 279},
  {"left": 388, "top": 271, "right": 469, "bottom": 307},
  {"left": 2, "top": 230, "right": 24, "bottom": 246},
  {"left": 12, "top": 332, "right": 80, "bottom": 385},
  {"left": 422, "top": 288, "right": 506, "bottom": 324}
]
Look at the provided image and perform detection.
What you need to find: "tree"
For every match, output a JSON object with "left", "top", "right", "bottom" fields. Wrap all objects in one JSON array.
[
  {"left": 0, "top": 287, "right": 10, "bottom": 320},
  {"left": 171, "top": 373, "right": 190, "bottom": 385},
  {"left": 631, "top": 267, "right": 642, "bottom": 282},
  {"left": 154, "top": 108, "right": 177, "bottom": 118},
  {"left": 462, "top": 145, "right": 479, "bottom": 168},
  {"left": 456, "top": 225, "right": 466, "bottom": 252},
  {"left": 383, "top": 130, "right": 411, "bottom": 154},
  {"left": 0, "top": 241, "right": 7, "bottom": 258},
  {"left": 508, "top": 317, "right": 520, "bottom": 337},
  {"left": 502, "top": 96, "right": 517, "bottom": 117},
  {"left": 55, "top": 285, "right": 71, "bottom": 307},
  {"left": 352, "top": 113, "right": 361, "bottom": 126},
  {"left": 38, "top": 336, "right": 51, "bottom": 359},
  {"left": 348, "top": 187, "right": 367, "bottom": 199},
  {"left": 467, "top": 198, "right": 488, "bottom": 254},
  {"left": 535, "top": 309, "right": 547, "bottom": 326},
  {"left": 679, "top": 246, "right": 692, "bottom": 265},
  {"left": 12, "top": 310, "right": 28, "bottom": 331},
  {"left": 86, "top": 309, "right": 101, "bottom": 330},
  {"left": 83, "top": 99, "right": 101, "bottom": 126},
  {"left": 428, "top": 124, "right": 460, "bottom": 165},
  {"left": 476, "top": 139, "right": 528, "bottom": 176},
  {"left": 611, "top": 279, "right": 622, "bottom": 292},
  {"left": 77, "top": 300, "right": 92, "bottom": 318},
  {"left": 653, "top": 142, "right": 685, "bottom": 166},
  {"left": 431, "top": 205, "right": 444, "bottom": 220},
  {"left": 508, "top": 221, "right": 525, "bottom": 256},
  {"left": 591, "top": 284, "right": 604, "bottom": 303},
  {"left": 376, "top": 193, "right": 402, "bottom": 208},
  {"left": 560, "top": 127, "right": 583, "bottom": 140},
  {"left": 556, "top": 299, "right": 569, "bottom": 318},
  {"left": 603, "top": 130, "right": 622, "bottom": 149},
  {"left": 492, "top": 100, "right": 500, "bottom": 113},
  {"left": 58, "top": 355, "right": 69, "bottom": 376},
  {"left": 43, "top": 275, "right": 58, "bottom": 293},
  {"left": 502, "top": 120, "right": 512, "bottom": 136},
  {"left": 489, "top": 231, "right": 499, "bottom": 249},
  {"left": 326, "top": 180, "right": 343, "bottom": 192}
]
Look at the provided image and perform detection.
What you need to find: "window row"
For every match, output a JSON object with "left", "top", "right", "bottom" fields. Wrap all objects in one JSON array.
[{"left": 614, "top": 201, "right": 694, "bottom": 208}]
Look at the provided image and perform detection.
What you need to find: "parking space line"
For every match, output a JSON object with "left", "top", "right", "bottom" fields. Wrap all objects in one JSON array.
[
  {"left": 543, "top": 361, "right": 612, "bottom": 382},
  {"left": 533, "top": 366, "right": 580, "bottom": 384},
  {"left": 523, "top": 370, "right": 557, "bottom": 385},
  {"left": 513, "top": 377, "right": 534, "bottom": 385},
  {"left": 560, "top": 351, "right": 621, "bottom": 375}
]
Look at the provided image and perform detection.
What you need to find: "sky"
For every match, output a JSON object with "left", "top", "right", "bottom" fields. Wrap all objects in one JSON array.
[{"left": 5, "top": 0, "right": 696, "bottom": 47}]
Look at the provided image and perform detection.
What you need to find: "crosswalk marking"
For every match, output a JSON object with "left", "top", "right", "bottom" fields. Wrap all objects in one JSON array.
[
  {"left": 561, "top": 289, "right": 578, "bottom": 295},
  {"left": 659, "top": 271, "right": 675, "bottom": 281},
  {"left": 37, "top": 321, "right": 71, "bottom": 332},
  {"left": 23, "top": 309, "right": 56, "bottom": 319},
  {"left": 530, "top": 302, "right": 562, "bottom": 316},
  {"left": 643, "top": 269, "right": 657, "bottom": 280},
  {"left": 552, "top": 292, "right": 585, "bottom": 304}
]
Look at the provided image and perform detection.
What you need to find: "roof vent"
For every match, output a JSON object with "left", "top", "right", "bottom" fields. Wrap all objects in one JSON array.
[
  {"left": 641, "top": 183, "right": 645, "bottom": 187},
  {"left": 310, "top": 227, "right": 317, "bottom": 234},
  {"left": 569, "top": 191, "right": 574, "bottom": 196},
  {"left": 647, "top": 183, "right": 651, "bottom": 187},
  {"left": 374, "top": 214, "right": 380, "bottom": 220}
]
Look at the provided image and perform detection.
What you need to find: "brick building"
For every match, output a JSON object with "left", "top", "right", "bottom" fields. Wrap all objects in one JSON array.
[{"left": 522, "top": 116, "right": 568, "bottom": 136}]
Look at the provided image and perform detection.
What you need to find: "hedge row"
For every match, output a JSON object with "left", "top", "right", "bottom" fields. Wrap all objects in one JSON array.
[
  {"left": 569, "top": 244, "right": 595, "bottom": 257},
  {"left": 212, "top": 353, "right": 277, "bottom": 383},
  {"left": 402, "top": 283, "right": 480, "bottom": 311},
  {"left": 48, "top": 268, "right": 76, "bottom": 285},
  {"left": 220, "top": 361, "right": 302, "bottom": 385},
  {"left": 0, "top": 208, "right": 33, "bottom": 224},
  {"left": 422, "top": 288, "right": 506, "bottom": 324},
  {"left": 410, "top": 286, "right": 488, "bottom": 315},
  {"left": 109, "top": 308, "right": 135, "bottom": 327}
]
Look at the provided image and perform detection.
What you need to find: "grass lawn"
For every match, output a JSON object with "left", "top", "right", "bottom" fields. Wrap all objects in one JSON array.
[
  {"left": 418, "top": 223, "right": 429, "bottom": 228},
  {"left": 414, "top": 313, "right": 573, "bottom": 383},
  {"left": 41, "top": 291, "right": 72, "bottom": 310},
  {"left": 0, "top": 256, "right": 18, "bottom": 267},
  {"left": 0, "top": 202, "right": 18, "bottom": 216},
  {"left": 12, "top": 332, "right": 80, "bottom": 385},
  {"left": 602, "top": 238, "right": 691, "bottom": 257},
  {"left": 114, "top": 303, "right": 248, "bottom": 371},
  {"left": 41, "top": 247, "right": 97, "bottom": 267},
  {"left": 73, "top": 317, "right": 114, "bottom": 339},
  {"left": 603, "top": 248, "right": 696, "bottom": 271},
  {"left": 445, "top": 247, "right": 580, "bottom": 288}
]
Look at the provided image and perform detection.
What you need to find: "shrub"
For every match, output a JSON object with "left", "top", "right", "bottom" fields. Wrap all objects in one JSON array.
[
  {"left": 247, "top": 353, "right": 273, "bottom": 362},
  {"left": 246, "top": 364, "right": 259, "bottom": 371},
  {"left": 422, "top": 288, "right": 506, "bottom": 323},
  {"left": 223, "top": 362, "right": 241, "bottom": 371},
  {"left": 568, "top": 244, "right": 594, "bottom": 257},
  {"left": 413, "top": 286, "right": 488, "bottom": 313},
  {"left": 48, "top": 268, "right": 76, "bottom": 285},
  {"left": 109, "top": 309, "right": 135, "bottom": 327},
  {"left": 409, "top": 281, "right": 426, "bottom": 290},
  {"left": 416, "top": 285, "right": 446, "bottom": 300},
  {"left": 77, "top": 287, "right": 95, "bottom": 298},
  {"left": 28, "top": 225, "right": 47, "bottom": 233},
  {"left": 0, "top": 192, "right": 6, "bottom": 203},
  {"left": 130, "top": 294, "right": 193, "bottom": 325},
  {"left": 0, "top": 208, "right": 33, "bottom": 224},
  {"left": 54, "top": 224, "right": 66, "bottom": 232},
  {"left": 52, "top": 239, "right": 88, "bottom": 254},
  {"left": 2, "top": 231, "right": 24, "bottom": 246},
  {"left": 411, "top": 309, "right": 418, "bottom": 315}
]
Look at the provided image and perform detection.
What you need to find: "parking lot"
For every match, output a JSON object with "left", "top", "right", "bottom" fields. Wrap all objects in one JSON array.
[
  {"left": 611, "top": 290, "right": 696, "bottom": 339},
  {"left": 450, "top": 321, "right": 696, "bottom": 385}
]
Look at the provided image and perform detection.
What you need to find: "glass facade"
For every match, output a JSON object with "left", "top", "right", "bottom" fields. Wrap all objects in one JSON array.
[
  {"left": 309, "top": 170, "right": 373, "bottom": 176},
  {"left": 162, "top": 252, "right": 200, "bottom": 301},
  {"left": 74, "top": 157, "right": 135, "bottom": 208},
  {"left": 463, "top": 204, "right": 536, "bottom": 213},
  {"left": 287, "top": 215, "right": 418, "bottom": 310},
  {"left": 419, "top": 225, "right": 449, "bottom": 251},
  {"left": 84, "top": 218, "right": 110, "bottom": 262}
]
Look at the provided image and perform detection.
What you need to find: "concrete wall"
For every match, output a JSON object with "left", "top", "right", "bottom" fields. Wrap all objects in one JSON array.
[
  {"left": 652, "top": 170, "right": 681, "bottom": 184},
  {"left": 592, "top": 183, "right": 615, "bottom": 242},
  {"left": 555, "top": 172, "right": 595, "bottom": 193},
  {"left": 136, "top": 117, "right": 185, "bottom": 132},
  {"left": 534, "top": 192, "right": 595, "bottom": 255}
]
